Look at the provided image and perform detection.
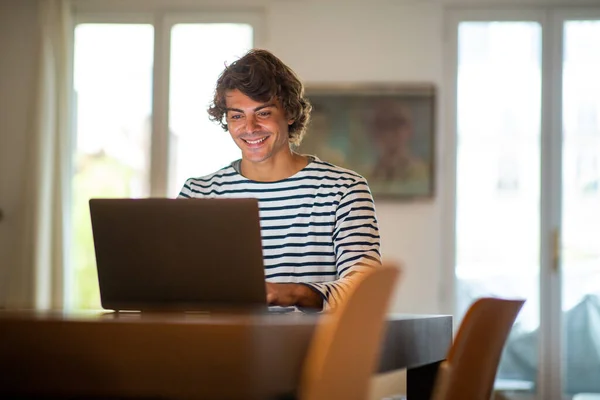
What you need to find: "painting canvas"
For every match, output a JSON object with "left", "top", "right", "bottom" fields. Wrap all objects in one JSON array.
[{"left": 298, "top": 84, "right": 435, "bottom": 199}]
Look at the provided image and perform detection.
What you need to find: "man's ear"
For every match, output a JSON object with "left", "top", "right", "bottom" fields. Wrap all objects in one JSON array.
[{"left": 285, "top": 109, "right": 295, "bottom": 126}]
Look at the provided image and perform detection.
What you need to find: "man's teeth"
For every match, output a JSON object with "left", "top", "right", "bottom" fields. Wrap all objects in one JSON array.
[{"left": 246, "top": 137, "right": 267, "bottom": 144}]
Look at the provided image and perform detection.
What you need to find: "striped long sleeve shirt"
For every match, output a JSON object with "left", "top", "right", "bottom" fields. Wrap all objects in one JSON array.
[{"left": 178, "top": 156, "right": 382, "bottom": 309}]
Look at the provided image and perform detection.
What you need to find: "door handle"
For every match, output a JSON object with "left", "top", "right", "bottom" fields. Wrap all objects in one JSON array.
[{"left": 551, "top": 228, "right": 560, "bottom": 273}]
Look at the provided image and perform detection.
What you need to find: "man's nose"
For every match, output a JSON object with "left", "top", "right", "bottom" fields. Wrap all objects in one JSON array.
[{"left": 245, "top": 115, "right": 259, "bottom": 133}]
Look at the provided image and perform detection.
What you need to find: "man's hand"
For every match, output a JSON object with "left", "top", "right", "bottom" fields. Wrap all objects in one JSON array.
[{"left": 266, "top": 282, "right": 323, "bottom": 310}]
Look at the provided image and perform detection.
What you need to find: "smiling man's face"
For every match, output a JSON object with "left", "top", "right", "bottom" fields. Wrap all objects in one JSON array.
[{"left": 225, "top": 89, "right": 294, "bottom": 165}]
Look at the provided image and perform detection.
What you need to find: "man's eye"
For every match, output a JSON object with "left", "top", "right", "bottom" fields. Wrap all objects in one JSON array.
[
  {"left": 258, "top": 111, "right": 271, "bottom": 117},
  {"left": 230, "top": 114, "right": 242, "bottom": 120}
]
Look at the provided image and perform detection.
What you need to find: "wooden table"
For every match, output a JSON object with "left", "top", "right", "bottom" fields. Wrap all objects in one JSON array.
[{"left": 0, "top": 311, "right": 452, "bottom": 399}]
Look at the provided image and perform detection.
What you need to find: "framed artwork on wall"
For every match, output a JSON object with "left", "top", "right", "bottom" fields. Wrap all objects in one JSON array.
[{"left": 298, "top": 84, "right": 436, "bottom": 200}]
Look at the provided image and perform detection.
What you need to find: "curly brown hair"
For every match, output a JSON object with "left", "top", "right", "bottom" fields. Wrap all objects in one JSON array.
[{"left": 207, "top": 49, "right": 312, "bottom": 146}]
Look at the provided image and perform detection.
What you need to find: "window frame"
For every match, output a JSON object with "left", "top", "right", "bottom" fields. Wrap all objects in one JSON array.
[{"left": 69, "top": 6, "right": 264, "bottom": 309}]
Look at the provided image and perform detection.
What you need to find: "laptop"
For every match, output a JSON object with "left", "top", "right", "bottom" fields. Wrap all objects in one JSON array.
[{"left": 89, "top": 198, "right": 268, "bottom": 312}]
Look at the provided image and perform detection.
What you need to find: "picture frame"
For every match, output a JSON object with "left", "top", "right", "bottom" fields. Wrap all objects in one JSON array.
[{"left": 298, "top": 83, "right": 436, "bottom": 200}]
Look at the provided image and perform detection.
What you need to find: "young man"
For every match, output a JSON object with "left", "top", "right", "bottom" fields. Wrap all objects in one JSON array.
[{"left": 178, "top": 49, "right": 381, "bottom": 310}]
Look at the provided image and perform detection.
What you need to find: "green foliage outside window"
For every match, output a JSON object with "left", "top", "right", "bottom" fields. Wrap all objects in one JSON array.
[{"left": 71, "top": 152, "right": 135, "bottom": 309}]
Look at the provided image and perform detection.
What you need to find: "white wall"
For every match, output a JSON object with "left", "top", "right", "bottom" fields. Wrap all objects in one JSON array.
[
  {"left": 0, "top": 0, "right": 447, "bottom": 312},
  {"left": 0, "top": 0, "right": 39, "bottom": 308}
]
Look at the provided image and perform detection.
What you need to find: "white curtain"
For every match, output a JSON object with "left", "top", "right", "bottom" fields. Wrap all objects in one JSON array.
[{"left": 6, "top": 0, "right": 73, "bottom": 310}]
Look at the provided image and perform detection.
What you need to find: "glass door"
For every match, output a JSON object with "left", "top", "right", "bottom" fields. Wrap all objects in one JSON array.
[
  {"left": 559, "top": 14, "right": 600, "bottom": 399},
  {"left": 450, "top": 8, "right": 600, "bottom": 400},
  {"left": 454, "top": 18, "right": 542, "bottom": 399}
]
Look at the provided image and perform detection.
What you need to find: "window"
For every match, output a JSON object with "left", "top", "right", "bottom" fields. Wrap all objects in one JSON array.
[
  {"left": 168, "top": 23, "right": 251, "bottom": 196},
  {"left": 70, "top": 12, "right": 259, "bottom": 309},
  {"left": 72, "top": 23, "right": 154, "bottom": 309}
]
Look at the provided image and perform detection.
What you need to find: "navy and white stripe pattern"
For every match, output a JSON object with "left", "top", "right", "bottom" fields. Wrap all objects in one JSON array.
[{"left": 178, "top": 156, "right": 381, "bottom": 309}]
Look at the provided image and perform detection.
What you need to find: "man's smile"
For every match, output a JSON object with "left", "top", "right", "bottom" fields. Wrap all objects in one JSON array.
[{"left": 242, "top": 136, "right": 269, "bottom": 146}]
